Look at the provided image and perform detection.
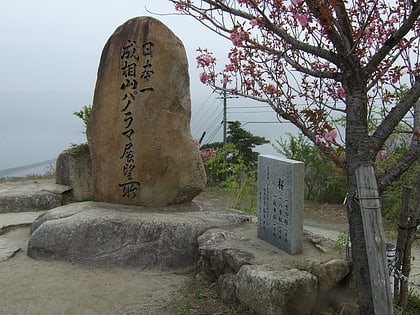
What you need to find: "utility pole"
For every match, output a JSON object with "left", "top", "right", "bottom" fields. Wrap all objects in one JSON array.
[{"left": 223, "top": 80, "right": 227, "bottom": 147}]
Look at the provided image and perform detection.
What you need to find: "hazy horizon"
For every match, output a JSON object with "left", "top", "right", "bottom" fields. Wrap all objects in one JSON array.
[{"left": 0, "top": 1, "right": 295, "bottom": 171}]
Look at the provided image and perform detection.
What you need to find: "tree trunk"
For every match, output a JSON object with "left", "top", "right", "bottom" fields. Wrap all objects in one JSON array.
[{"left": 344, "top": 75, "right": 393, "bottom": 314}]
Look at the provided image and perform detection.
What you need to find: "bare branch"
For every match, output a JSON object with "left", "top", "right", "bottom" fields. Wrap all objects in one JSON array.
[
  {"left": 378, "top": 138, "right": 420, "bottom": 192},
  {"left": 365, "top": 2, "right": 420, "bottom": 75},
  {"left": 371, "top": 77, "right": 420, "bottom": 153}
]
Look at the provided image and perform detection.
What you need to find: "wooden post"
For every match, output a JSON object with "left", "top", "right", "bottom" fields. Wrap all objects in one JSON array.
[
  {"left": 356, "top": 165, "right": 393, "bottom": 315},
  {"left": 394, "top": 186, "right": 413, "bottom": 305}
]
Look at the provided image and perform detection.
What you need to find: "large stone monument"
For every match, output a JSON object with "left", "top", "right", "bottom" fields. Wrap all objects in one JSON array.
[
  {"left": 257, "top": 155, "right": 304, "bottom": 254},
  {"left": 87, "top": 16, "right": 206, "bottom": 207},
  {"left": 28, "top": 17, "right": 250, "bottom": 271}
]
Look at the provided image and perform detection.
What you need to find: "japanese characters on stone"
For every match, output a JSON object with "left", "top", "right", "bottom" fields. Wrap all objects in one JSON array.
[{"left": 118, "top": 40, "right": 155, "bottom": 198}]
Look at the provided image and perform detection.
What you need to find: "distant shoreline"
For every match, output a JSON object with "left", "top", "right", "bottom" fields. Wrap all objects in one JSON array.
[{"left": 0, "top": 159, "right": 56, "bottom": 178}]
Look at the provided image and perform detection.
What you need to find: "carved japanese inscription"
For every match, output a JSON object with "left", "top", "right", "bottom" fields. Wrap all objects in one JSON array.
[
  {"left": 257, "top": 155, "right": 304, "bottom": 254},
  {"left": 87, "top": 17, "right": 206, "bottom": 207}
]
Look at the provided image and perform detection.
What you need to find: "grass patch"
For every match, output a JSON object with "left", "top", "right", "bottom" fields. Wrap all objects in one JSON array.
[
  {"left": 0, "top": 226, "right": 11, "bottom": 236},
  {"left": 163, "top": 275, "right": 256, "bottom": 315},
  {"left": 394, "top": 290, "right": 420, "bottom": 314}
]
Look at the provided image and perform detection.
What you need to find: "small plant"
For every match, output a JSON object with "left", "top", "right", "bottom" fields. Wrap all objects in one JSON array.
[
  {"left": 202, "top": 144, "right": 258, "bottom": 215},
  {"left": 176, "top": 303, "right": 192, "bottom": 315},
  {"left": 73, "top": 105, "right": 92, "bottom": 134},
  {"left": 394, "top": 290, "right": 420, "bottom": 315},
  {"left": 335, "top": 231, "right": 349, "bottom": 252},
  {"left": 194, "top": 289, "right": 207, "bottom": 299}
]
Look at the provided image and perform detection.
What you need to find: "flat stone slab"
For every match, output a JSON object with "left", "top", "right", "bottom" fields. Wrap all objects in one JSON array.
[
  {"left": 28, "top": 201, "right": 251, "bottom": 272},
  {"left": 0, "top": 211, "right": 46, "bottom": 229},
  {"left": 0, "top": 238, "right": 21, "bottom": 262},
  {"left": 0, "top": 179, "right": 71, "bottom": 213}
]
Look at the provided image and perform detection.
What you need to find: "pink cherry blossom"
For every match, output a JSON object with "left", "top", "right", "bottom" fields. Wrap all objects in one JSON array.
[
  {"left": 291, "top": 0, "right": 304, "bottom": 6},
  {"left": 201, "top": 148, "right": 217, "bottom": 160},
  {"left": 337, "top": 86, "right": 346, "bottom": 98},
  {"left": 250, "top": 19, "right": 258, "bottom": 27},
  {"left": 315, "top": 134, "right": 322, "bottom": 144},
  {"left": 294, "top": 13, "right": 308, "bottom": 27},
  {"left": 230, "top": 30, "right": 248, "bottom": 47},
  {"left": 265, "top": 84, "right": 278, "bottom": 94},
  {"left": 199, "top": 72, "right": 215, "bottom": 84},
  {"left": 222, "top": 75, "right": 231, "bottom": 85},
  {"left": 224, "top": 64, "right": 236, "bottom": 72},
  {"left": 196, "top": 53, "right": 215, "bottom": 66},
  {"left": 324, "top": 130, "right": 337, "bottom": 143}
]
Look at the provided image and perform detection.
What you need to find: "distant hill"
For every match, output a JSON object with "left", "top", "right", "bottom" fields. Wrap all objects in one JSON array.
[{"left": 0, "top": 159, "right": 56, "bottom": 178}]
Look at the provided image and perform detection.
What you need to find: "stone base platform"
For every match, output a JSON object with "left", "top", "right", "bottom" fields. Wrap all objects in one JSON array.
[
  {"left": 27, "top": 201, "right": 251, "bottom": 272},
  {"left": 0, "top": 179, "right": 71, "bottom": 213}
]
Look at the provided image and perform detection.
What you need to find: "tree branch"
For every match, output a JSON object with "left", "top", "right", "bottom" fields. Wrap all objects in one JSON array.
[
  {"left": 178, "top": 0, "right": 342, "bottom": 65},
  {"left": 378, "top": 137, "right": 420, "bottom": 192},
  {"left": 371, "top": 77, "right": 420, "bottom": 154},
  {"left": 365, "top": 2, "right": 420, "bottom": 75}
]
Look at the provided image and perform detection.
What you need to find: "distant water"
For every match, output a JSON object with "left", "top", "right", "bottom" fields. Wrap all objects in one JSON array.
[{"left": 0, "top": 159, "right": 56, "bottom": 178}]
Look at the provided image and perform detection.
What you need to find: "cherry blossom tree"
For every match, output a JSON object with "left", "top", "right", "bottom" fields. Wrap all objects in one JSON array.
[{"left": 171, "top": 0, "right": 420, "bottom": 312}]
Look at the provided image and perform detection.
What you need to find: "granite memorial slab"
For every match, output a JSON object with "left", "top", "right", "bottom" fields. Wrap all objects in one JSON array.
[{"left": 257, "top": 155, "right": 304, "bottom": 254}]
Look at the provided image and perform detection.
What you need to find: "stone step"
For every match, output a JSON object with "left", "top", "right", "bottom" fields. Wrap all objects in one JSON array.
[{"left": 0, "top": 179, "right": 71, "bottom": 214}]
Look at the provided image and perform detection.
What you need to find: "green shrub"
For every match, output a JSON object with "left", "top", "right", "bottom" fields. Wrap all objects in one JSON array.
[{"left": 273, "top": 133, "right": 347, "bottom": 204}]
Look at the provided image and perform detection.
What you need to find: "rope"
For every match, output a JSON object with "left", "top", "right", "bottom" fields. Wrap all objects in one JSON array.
[{"left": 388, "top": 251, "right": 420, "bottom": 289}]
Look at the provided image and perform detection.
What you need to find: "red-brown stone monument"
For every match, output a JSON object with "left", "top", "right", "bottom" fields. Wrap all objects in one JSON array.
[{"left": 87, "top": 17, "right": 206, "bottom": 206}]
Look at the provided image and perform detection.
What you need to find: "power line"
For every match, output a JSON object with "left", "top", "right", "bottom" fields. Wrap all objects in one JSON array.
[
  {"left": 205, "top": 122, "right": 223, "bottom": 144},
  {"left": 227, "top": 110, "right": 274, "bottom": 114},
  {"left": 204, "top": 110, "right": 224, "bottom": 140},
  {"left": 191, "top": 97, "right": 220, "bottom": 135}
]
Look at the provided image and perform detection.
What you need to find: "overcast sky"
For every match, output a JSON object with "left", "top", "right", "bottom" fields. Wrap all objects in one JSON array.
[{"left": 0, "top": 0, "right": 292, "bottom": 170}]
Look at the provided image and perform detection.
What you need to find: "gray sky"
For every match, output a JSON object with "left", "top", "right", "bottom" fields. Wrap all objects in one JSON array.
[{"left": 0, "top": 0, "right": 291, "bottom": 170}]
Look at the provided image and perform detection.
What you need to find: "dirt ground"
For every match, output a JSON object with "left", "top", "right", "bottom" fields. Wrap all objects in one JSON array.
[{"left": 0, "top": 189, "right": 349, "bottom": 315}]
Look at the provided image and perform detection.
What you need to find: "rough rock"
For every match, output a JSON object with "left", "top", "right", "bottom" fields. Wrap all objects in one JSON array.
[
  {"left": 197, "top": 226, "right": 352, "bottom": 314},
  {"left": 55, "top": 144, "right": 93, "bottom": 201},
  {"left": 28, "top": 201, "right": 251, "bottom": 272},
  {"left": 0, "top": 179, "right": 71, "bottom": 213},
  {"left": 235, "top": 265, "right": 318, "bottom": 315},
  {"left": 218, "top": 273, "right": 237, "bottom": 304},
  {"left": 311, "top": 259, "right": 351, "bottom": 292},
  {"left": 87, "top": 16, "right": 206, "bottom": 207}
]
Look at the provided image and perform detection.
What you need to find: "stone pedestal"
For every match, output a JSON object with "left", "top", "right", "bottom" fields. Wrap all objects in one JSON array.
[{"left": 28, "top": 202, "right": 250, "bottom": 272}]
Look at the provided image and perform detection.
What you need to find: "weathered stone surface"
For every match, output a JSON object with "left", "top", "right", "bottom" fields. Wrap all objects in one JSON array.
[
  {"left": 198, "top": 230, "right": 255, "bottom": 278},
  {"left": 197, "top": 226, "right": 352, "bottom": 314},
  {"left": 311, "top": 259, "right": 351, "bottom": 293},
  {"left": 218, "top": 273, "right": 237, "bottom": 304},
  {"left": 55, "top": 144, "right": 93, "bottom": 201},
  {"left": 235, "top": 265, "right": 318, "bottom": 315},
  {"left": 28, "top": 202, "right": 250, "bottom": 272},
  {"left": 0, "top": 238, "right": 21, "bottom": 262},
  {"left": 87, "top": 16, "right": 206, "bottom": 207},
  {"left": 197, "top": 227, "right": 344, "bottom": 278},
  {"left": 0, "top": 179, "right": 70, "bottom": 213}
]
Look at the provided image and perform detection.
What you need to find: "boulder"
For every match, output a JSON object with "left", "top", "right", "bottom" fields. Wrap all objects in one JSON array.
[
  {"left": 55, "top": 144, "right": 93, "bottom": 201},
  {"left": 235, "top": 265, "right": 318, "bottom": 315},
  {"left": 197, "top": 226, "right": 353, "bottom": 314},
  {"left": 87, "top": 16, "right": 206, "bottom": 207},
  {"left": 28, "top": 201, "right": 251, "bottom": 272}
]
